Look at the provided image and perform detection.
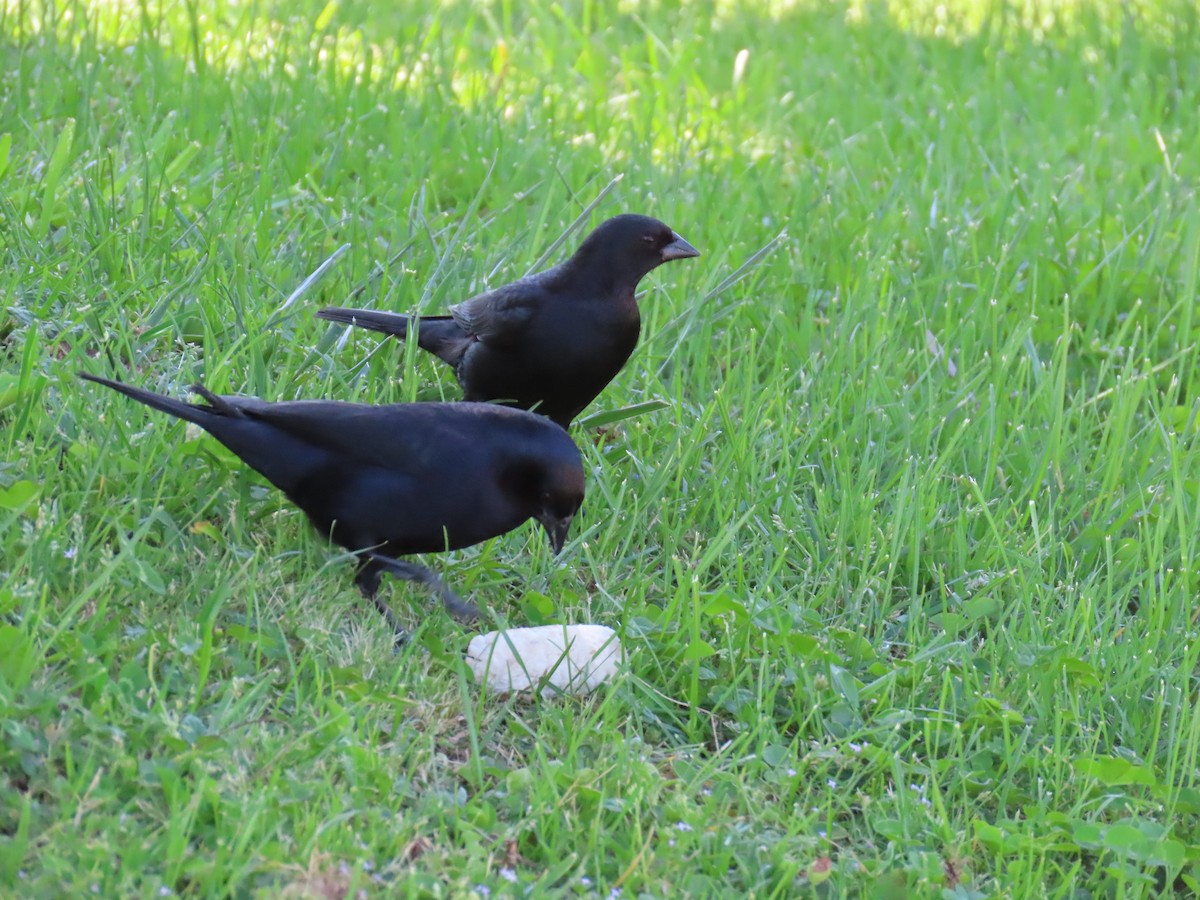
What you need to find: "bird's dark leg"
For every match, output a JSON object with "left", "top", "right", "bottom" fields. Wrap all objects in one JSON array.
[
  {"left": 366, "top": 552, "right": 481, "bottom": 625},
  {"left": 354, "top": 558, "right": 410, "bottom": 645}
]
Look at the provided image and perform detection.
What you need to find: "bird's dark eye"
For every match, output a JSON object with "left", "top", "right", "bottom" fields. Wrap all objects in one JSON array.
[{"left": 642, "top": 233, "right": 656, "bottom": 244}]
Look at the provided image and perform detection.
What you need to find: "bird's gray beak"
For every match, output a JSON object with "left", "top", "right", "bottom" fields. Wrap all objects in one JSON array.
[
  {"left": 539, "top": 513, "right": 574, "bottom": 555},
  {"left": 661, "top": 232, "right": 700, "bottom": 261}
]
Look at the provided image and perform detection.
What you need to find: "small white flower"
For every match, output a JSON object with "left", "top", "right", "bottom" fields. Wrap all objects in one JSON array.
[
  {"left": 500, "top": 868, "right": 517, "bottom": 883},
  {"left": 675, "top": 821, "right": 693, "bottom": 832},
  {"left": 826, "top": 779, "right": 837, "bottom": 789}
]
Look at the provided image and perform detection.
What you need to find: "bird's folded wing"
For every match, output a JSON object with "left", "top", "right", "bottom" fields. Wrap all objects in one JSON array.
[
  {"left": 238, "top": 401, "right": 451, "bottom": 471},
  {"left": 449, "top": 283, "right": 542, "bottom": 347}
]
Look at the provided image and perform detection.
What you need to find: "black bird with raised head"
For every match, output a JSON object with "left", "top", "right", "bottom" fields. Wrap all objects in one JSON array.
[
  {"left": 79, "top": 373, "right": 585, "bottom": 632},
  {"left": 317, "top": 213, "right": 700, "bottom": 428}
]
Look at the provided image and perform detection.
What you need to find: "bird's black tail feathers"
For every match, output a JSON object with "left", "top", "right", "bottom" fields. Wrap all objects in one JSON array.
[
  {"left": 317, "top": 306, "right": 414, "bottom": 338},
  {"left": 317, "top": 307, "right": 469, "bottom": 366},
  {"left": 78, "top": 373, "right": 238, "bottom": 426}
]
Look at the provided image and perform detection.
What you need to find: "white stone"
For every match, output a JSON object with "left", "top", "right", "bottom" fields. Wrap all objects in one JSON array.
[{"left": 465, "top": 625, "right": 623, "bottom": 697}]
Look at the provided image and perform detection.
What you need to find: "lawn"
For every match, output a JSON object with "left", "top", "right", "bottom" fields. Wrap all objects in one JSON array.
[{"left": 4, "top": 0, "right": 1200, "bottom": 895}]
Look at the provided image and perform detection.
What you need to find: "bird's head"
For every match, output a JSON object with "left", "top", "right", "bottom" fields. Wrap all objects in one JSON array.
[
  {"left": 573, "top": 214, "right": 700, "bottom": 283},
  {"left": 501, "top": 441, "right": 586, "bottom": 555},
  {"left": 534, "top": 459, "right": 585, "bottom": 555}
]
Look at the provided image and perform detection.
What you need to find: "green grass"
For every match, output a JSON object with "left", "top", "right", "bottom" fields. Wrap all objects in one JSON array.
[{"left": 4, "top": 0, "right": 1200, "bottom": 895}]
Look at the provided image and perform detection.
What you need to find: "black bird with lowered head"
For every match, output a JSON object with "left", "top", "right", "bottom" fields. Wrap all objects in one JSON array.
[
  {"left": 317, "top": 213, "right": 700, "bottom": 428},
  {"left": 79, "top": 373, "right": 585, "bottom": 633}
]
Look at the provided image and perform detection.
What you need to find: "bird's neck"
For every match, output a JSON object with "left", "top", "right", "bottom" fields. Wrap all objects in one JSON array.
[{"left": 549, "top": 258, "right": 647, "bottom": 300}]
